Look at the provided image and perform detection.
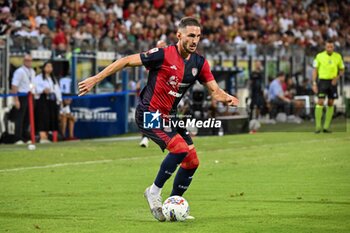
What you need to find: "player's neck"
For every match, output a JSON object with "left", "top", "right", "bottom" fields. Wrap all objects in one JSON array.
[{"left": 176, "top": 43, "right": 191, "bottom": 60}]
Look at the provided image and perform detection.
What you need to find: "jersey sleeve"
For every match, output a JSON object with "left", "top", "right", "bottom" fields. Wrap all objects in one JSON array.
[
  {"left": 140, "top": 47, "right": 164, "bottom": 70},
  {"left": 338, "top": 54, "right": 345, "bottom": 70},
  {"left": 198, "top": 59, "right": 215, "bottom": 84}
]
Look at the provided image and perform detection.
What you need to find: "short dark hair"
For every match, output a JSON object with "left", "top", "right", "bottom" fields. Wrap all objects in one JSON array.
[
  {"left": 326, "top": 39, "right": 334, "bottom": 44},
  {"left": 178, "top": 17, "right": 201, "bottom": 29},
  {"left": 277, "top": 71, "right": 285, "bottom": 77}
]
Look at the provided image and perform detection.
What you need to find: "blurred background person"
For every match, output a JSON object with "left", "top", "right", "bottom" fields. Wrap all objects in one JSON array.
[
  {"left": 59, "top": 97, "right": 76, "bottom": 140},
  {"left": 268, "top": 72, "right": 293, "bottom": 119},
  {"left": 283, "top": 75, "right": 305, "bottom": 118},
  {"left": 249, "top": 60, "right": 267, "bottom": 120},
  {"left": 268, "top": 72, "right": 302, "bottom": 123},
  {"left": 10, "top": 54, "right": 35, "bottom": 144},
  {"left": 156, "top": 39, "right": 167, "bottom": 48},
  {"left": 59, "top": 75, "right": 77, "bottom": 140},
  {"left": 33, "top": 61, "right": 62, "bottom": 143}
]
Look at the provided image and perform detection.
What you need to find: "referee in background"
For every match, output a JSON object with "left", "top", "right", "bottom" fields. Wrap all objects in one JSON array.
[{"left": 312, "top": 40, "right": 345, "bottom": 133}]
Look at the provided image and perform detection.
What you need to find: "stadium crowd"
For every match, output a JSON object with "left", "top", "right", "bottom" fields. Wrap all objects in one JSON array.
[{"left": 0, "top": 0, "right": 349, "bottom": 56}]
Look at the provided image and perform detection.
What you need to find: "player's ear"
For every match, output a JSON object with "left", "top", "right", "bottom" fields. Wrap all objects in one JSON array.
[{"left": 176, "top": 31, "right": 182, "bottom": 40}]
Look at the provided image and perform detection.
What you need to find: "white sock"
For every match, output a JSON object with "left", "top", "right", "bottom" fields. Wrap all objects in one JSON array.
[{"left": 150, "top": 183, "right": 162, "bottom": 195}]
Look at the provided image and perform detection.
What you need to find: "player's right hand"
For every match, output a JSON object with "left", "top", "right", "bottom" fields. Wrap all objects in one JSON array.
[
  {"left": 312, "top": 84, "right": 318, "bottom": 94},
  {"left": 226, "top": 95, "right": 239, "bottom": 107},
  {"left": 78, "top": 76, "right": 97, "bottom": 96}
]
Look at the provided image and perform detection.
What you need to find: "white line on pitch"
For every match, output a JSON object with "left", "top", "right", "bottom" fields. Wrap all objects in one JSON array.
[
  {"left": 0, "top": 159, "right": 113, "bottom": 173},
  {"left": 0, "top": 155, "right": 160, "bottom": 173}
]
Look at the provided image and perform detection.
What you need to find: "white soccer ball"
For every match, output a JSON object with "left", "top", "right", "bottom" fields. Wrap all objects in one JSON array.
[{"left": 162, "top": 195, "right": 190, "bottom": 221}]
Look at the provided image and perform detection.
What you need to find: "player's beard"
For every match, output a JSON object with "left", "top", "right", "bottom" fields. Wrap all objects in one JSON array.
[{"left": 183, "top": 41, "right": 197, "bottom": 54}]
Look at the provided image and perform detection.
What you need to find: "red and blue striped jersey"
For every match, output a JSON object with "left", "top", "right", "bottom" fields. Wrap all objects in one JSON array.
[{"left": 139, "top": 45, "right": 214, "bottom": 116}]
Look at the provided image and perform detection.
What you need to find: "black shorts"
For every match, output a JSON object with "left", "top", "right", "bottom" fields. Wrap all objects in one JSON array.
[
  {"left": 135, "top": 106, "right": 193, "bottom": 151},
  {"left": 317, "top": 79, "right": 338, "bottom": 99},
  {"left": 250, "top": 94, "right": 266, "bottom": 109}
]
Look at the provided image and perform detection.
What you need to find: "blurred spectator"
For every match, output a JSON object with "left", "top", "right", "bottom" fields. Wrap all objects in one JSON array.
[
  {"left": 36, "top": 23, "right": 51, "bottom": 49},
  {"left": 156, "top": 39, "right": 166, "bottom": 48},
  {"left": 10, "top": 54, "right": 36, "bottom": 144},
  {"left": 28, "top": 7, "right": 37, "bottom": 30},
  {"left": 53, "top": 25, "right": 71, "bottom": 55},
  {"left": 47, "top": 9, "right": 58, "bottom": 31},
  {"left": 16, "top": 4, "right": 30, "bottom": 23},
  {"left": 35, "top": 7, "right": 49, "bottom": 28},
  {"left": 33, "top": 61, "right": 62, "bottom": 143},
  {"left": 14, "top": 21, "right": 31, "bottom": 37},
  {"left": 249, "top": 60, "right": 267, "bottom": 119},
  {"left": 297, "top": 78, "right": 313, "bottom": 96},
  {"left": 283, "top": 76, "right": 305, "bottom": 118},
  {"left": 99, "top": 29, "right": 115, "bottom": 51},
  {"left": 0, "top": 6, "right": 11, "bottom": 35},
  {"left": 59, "top": 75, "right": 77, "bottom": 140},
  {"left": 2, "top": 0, "right": 348, "bottom": 54},
  {"left": 268, "top": 72, "right": 294, "bottom": 118}
]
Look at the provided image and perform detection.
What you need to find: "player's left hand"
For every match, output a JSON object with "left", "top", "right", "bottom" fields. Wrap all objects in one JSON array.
[
  {"left": 226, "top": 95, "right": 239, "bottom": 106},
  {"left": 78, "top": 76, "right": 97, "bottom": 96}
]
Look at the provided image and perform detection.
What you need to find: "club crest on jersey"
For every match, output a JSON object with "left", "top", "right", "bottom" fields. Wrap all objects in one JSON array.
[
  {"left": 167, "top": 76, "right": 179, "bottom": 88},
  {"left": 192, "top": 68, "right": 198, "bottom": 76}
]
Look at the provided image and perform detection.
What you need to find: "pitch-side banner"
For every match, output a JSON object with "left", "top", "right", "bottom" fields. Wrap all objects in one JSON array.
[{"left": 69, "top": 92, "right": 128, "bottom": 138}]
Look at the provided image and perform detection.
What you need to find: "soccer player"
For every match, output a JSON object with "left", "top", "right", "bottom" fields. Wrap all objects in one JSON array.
[
  {"left": 78, "top": 17, "right": 239, "bottom": 221},
  {"left": 312, "top": 40, "right": 344, "bottom": 133}
]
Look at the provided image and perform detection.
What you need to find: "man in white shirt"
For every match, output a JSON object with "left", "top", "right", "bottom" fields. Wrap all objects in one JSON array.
[{"left": 10, "top": 54, "right": 36, "bottom": 143}]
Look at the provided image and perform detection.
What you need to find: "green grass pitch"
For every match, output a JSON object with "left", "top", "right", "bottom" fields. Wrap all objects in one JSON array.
[{"left": 1, "top": 129, "right": 350, "bottom": 232}]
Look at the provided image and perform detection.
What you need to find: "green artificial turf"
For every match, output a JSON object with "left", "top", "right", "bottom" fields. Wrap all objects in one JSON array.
[{"left": 0, "top": 129, "right": 349, "bottom": 233}]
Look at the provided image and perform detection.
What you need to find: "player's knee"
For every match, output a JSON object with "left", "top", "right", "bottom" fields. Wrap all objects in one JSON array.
[
  {"left": 167, "top": 134, "right": 189, "bottom": 154},
  {"left": 181, "top": 148, "right": 199, "bottom": 170}
]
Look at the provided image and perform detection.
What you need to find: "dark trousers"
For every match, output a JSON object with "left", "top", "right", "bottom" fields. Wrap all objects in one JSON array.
[
  {"left": 14, "top": 95, "right": 29, "bottom": 141},
  {"left": 270, "top": 98, "right": 294, "bottom": 118}
]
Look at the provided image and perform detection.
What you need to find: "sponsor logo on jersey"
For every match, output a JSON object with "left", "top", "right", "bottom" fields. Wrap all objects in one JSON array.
[{"left": 168, "top": 90, "right": 182, "bottom": 97}]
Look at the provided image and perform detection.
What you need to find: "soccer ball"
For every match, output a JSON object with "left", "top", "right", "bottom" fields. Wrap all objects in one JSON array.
[{"left": 162, "top": 196, "right": 189, "bottom": 221}]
